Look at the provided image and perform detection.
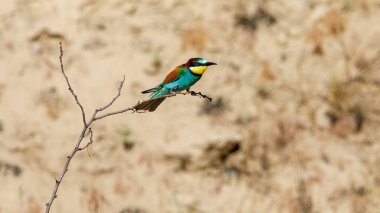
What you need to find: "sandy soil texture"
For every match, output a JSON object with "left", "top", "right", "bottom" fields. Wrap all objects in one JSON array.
[{"left": 1, "top": 0, "right": 380, "bottom": 212}]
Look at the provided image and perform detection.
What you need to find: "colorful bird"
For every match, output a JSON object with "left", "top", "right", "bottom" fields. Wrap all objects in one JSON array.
[{"left": 135, "top": 58, "right": 217, "bottom": 112}]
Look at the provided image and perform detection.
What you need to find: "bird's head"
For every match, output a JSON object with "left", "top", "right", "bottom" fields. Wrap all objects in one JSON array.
[{"left": 185, "top": 58, "right": 217, "bottom": 75}]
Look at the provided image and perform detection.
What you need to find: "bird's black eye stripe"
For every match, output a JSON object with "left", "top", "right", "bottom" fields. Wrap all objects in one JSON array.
[{"left": 192, "top": 62, "right": 202, "bottom": 67}]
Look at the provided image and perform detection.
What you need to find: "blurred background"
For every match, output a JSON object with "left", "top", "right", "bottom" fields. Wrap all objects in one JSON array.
[{"left": 1, "top": 0, "right": 380, "bottom": 212}]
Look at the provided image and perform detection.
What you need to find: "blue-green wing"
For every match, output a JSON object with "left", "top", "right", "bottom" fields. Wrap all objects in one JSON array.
[{"left": 143, "top": 66, "right": 187, "bottom": 98}]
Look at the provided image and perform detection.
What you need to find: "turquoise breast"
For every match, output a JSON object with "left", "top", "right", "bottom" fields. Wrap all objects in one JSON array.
[{"left": 164, "top": 70, "right": 201, "bottom": 91}]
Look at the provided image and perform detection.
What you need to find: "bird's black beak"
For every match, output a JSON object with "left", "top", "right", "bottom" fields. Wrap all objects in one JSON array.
[{"left": 205, "top": 61, "right": 217, "bottom": 66}]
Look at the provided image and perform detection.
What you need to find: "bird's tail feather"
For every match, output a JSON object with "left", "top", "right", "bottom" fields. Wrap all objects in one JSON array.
[
  {"left": 142, "top": 87, "right": 160, "bottom": 94},
  {"left": 147, "top": 97, "right": 166, "bottom": 111},
  {"left": 134, "top": 97, "right": 166, "bottom": 112}
]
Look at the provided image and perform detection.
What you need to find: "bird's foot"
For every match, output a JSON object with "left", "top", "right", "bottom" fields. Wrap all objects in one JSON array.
[{"left": 188, "top": 90, "right": 212, "bottom": 102}]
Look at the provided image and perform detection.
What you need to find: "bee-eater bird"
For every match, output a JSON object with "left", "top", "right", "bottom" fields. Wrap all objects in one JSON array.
[{"left": 135, "top": 58, "right": 217, "bottom": 112}]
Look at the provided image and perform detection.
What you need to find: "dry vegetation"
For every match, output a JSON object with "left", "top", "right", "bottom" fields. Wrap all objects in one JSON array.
[{"left": 0, "top": 0, "right": 380, "bottom": 213}]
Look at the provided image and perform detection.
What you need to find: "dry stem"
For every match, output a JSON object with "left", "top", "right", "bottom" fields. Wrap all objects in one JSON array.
[{"left": 44, "top": 43, "right": 131, "bottom": 213}]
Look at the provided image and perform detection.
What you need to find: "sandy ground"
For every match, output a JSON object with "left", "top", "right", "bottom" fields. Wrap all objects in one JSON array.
[{"left": 1, "top": 0, "right": 380, "bottom": 212}]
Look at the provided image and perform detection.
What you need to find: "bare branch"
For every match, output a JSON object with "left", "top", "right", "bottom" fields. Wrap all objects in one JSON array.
[
  {"left": 59, "top": 42, "right": 87, "bottom": 126},
  {"left": 46, "top": 45, "right": 129, "bottom": 213},
  {"left": 78, "top": 128, "right": 94, "bottom": 151},
  {"left": 97, "top": 76, "right": 126, "bottom": 112},
  {"left": 188, "top": 90, "right": 213, "bottom": 102},
  {"left": 45, "top": 127, "right": 87, "bottom": 213},
  {"left": 93, "top": 90, "right": 212, "bottom": 119},
  {"left": 94, "top": 107, "right": 135, "bottom": 120},
  {"left": 94, "top": 93, "right": 182, "bottom": 119}
]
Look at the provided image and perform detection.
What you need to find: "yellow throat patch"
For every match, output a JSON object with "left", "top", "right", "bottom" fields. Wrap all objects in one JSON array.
[{"left": 189, "top": 66, "right": 208, "bottom": 75}]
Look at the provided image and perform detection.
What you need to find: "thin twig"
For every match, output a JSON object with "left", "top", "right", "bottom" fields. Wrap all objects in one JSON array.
[
  {"left": 94, "top": 94, "right": 175, "bottom": 119},
  {"left": 94, "top": 107, "right": 135, "bottom": 120},
  {"left": 45, "top": 44, "right": 128, "bottom": 213},
  {"left": 188, "top": 90, "right": 212, "bottom": 102},
  {"left": 77, "top": 128, "right": 93, "bottom": 151},
  {"left": 94, "top": 89, "right": 214, "bottom": 119},
  {"left": 97, "top": 76, "right": 126, "bottom": 112},
  {"left": 59, "top": 42, "right": 87, "bottom": 126},
  {"left": 45, "top": 127, "right": 88, "bottom": 213}
]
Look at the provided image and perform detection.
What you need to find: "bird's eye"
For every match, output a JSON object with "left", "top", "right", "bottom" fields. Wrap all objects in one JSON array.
[{"left": 192, "top": 62, "right": 201, "bottom": 67}]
